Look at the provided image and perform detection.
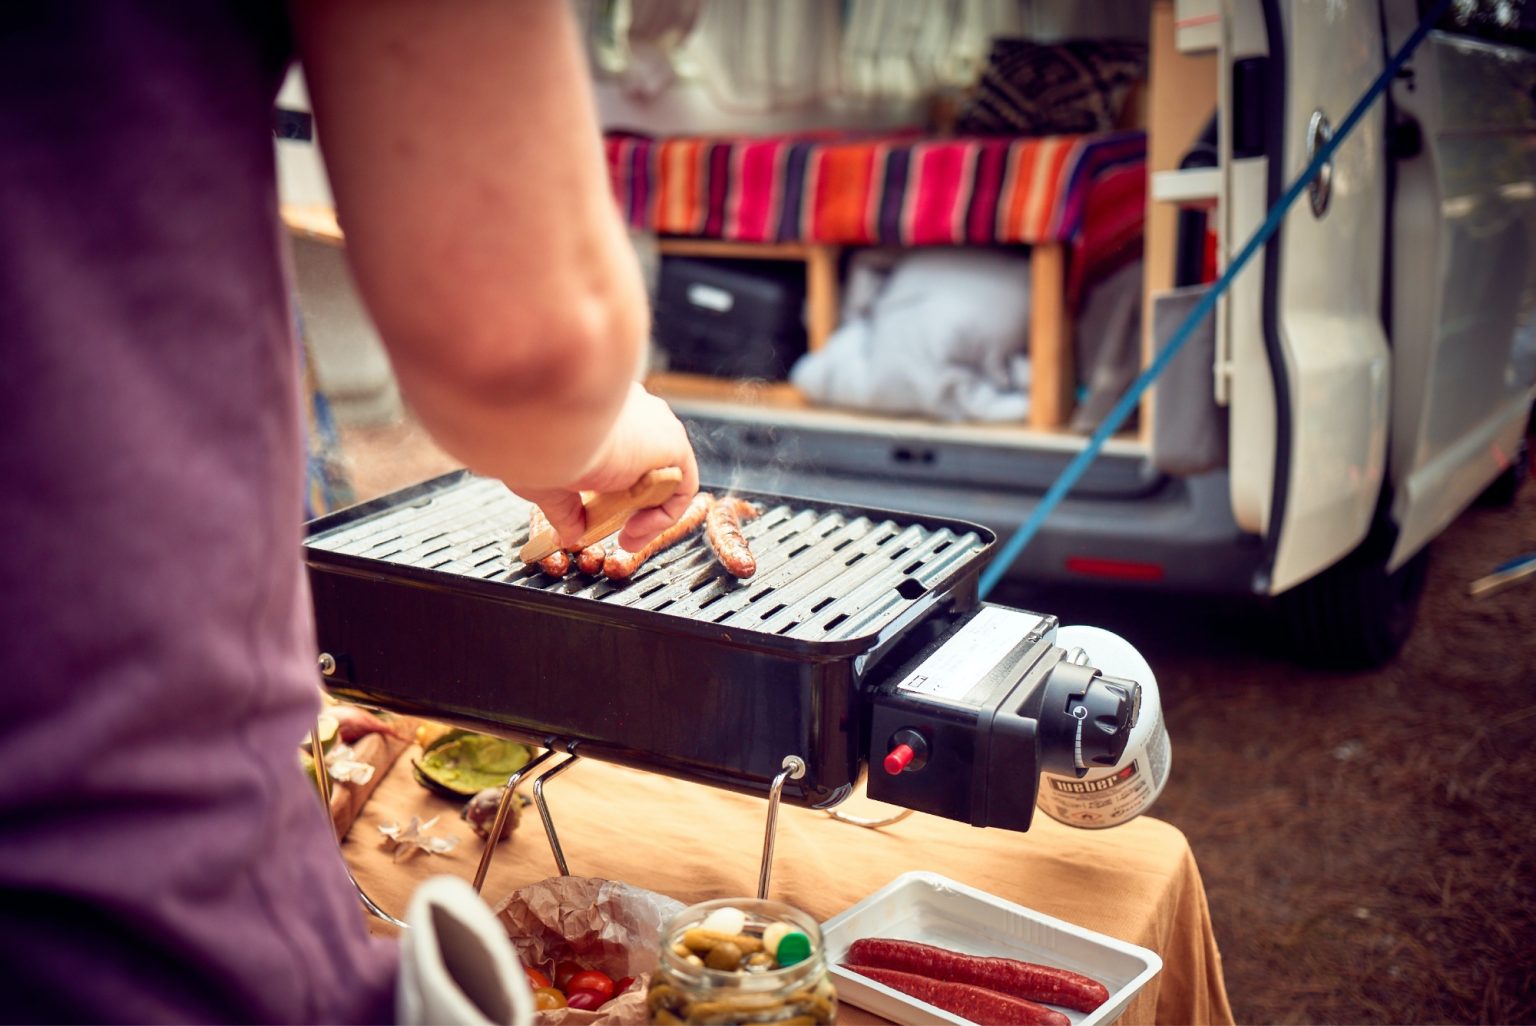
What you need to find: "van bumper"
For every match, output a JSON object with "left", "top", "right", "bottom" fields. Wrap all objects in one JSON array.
[{"left": 700, "top": 455, "right": 1263, "bottom": 596}]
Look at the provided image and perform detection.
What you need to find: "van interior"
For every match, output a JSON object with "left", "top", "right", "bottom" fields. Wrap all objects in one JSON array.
[{"left": 283, "top": 0, "right": 1214, "bottom": 469}]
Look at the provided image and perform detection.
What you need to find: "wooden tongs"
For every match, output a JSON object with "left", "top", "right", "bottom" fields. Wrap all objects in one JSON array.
[{"left": 518, "top": 467, "right": 683, "bottom": 564}]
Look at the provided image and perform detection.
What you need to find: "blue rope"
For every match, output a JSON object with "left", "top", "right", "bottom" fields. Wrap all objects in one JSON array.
[{"left": 979, "top": 2, "right": 1452, "bottom": 598}]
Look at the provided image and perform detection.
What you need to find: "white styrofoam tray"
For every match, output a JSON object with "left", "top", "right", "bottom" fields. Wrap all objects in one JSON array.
[{"left": 821, "top": 871, "right": 1162, "bottom": 1026}]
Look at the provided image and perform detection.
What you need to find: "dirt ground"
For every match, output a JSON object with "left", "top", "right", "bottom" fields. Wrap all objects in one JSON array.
[
  {"left": 1003, "top": 486, "right": 1536, "bottom": 1024},
  {"left": 334, "top": 418, "right": 1536, "bottom": 1025}
]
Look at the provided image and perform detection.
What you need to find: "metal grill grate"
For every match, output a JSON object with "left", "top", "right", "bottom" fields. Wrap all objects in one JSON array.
[{"left": 307, "top": 475, "right": 985, "bottom": 642}]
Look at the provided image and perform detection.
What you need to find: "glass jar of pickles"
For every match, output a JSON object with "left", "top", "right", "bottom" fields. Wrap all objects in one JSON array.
[{"left": 647, "top": 898, "right": 837, "bottom": 1025}]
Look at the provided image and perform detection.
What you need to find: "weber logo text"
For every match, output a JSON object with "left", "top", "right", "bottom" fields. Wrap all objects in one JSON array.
[{"left": 1049, "top": 761, "right": 1140, "bottom": 794}]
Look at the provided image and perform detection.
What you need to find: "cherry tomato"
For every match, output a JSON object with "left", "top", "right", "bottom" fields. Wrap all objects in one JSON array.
[
  {"left": 523, "top": 966, "right": 551, "bottom": 990},
  {"left": 532, "top": 987, "right": 567, "bottom": 1011},
  {"left": 566, "top": 971, "right": 615, "bottom": 1001},
  {"left": 553, "top": 960, "right": 584, "bottom": 991},
  {"left": 565, "top": 990, "right": 605, "bottom": 1011},
  {"left": 614, "top": 976, "right": 636, "bottom": 995}
]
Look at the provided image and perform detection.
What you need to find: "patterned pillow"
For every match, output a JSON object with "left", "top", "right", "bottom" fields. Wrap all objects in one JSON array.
[{"left": 955, "top": 38, "right": 1149, "bottom": 137}]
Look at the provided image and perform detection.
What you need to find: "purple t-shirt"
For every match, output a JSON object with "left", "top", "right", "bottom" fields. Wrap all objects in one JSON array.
[{"left": 0, "top": 4, "right": 398, "bottom": 1021}]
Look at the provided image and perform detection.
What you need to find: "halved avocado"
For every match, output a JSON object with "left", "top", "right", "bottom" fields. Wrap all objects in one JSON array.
[{"left": 412, "top": 731, "right": 533, "bottom": 799}]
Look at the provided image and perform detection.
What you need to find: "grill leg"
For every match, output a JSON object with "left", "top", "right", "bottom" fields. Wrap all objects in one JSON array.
[
  {"left": 532, "top": 747, "right": 582, "bottom": 876},
  {"left": 472, "top": 748, "right": 558, "bottom": 894},
  {"left": 757, "top": 755, "right": 806, "bottom": 901},
  {"left": 310, "top": 720, "right": 409, "bottom": 928},
  {"left": 824, "top": 773, "right": 917, "bottom": 830}
]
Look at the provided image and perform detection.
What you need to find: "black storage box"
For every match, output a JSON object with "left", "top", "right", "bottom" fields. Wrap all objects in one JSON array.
[{"left": 653, "top": 256, "right": 808, "bottom": 380}]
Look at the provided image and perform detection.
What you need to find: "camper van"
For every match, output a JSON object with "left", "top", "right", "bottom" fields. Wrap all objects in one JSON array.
[
  {"left": 281, "top": 1, "right": 1536, "bottom": 668},
  {"left": 621, "top": 1, "right": 1536, "bottom": 668}
]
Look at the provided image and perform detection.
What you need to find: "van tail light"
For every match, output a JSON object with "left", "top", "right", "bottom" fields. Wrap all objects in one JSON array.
[{"left": 1064, "top": 556, "right": 1166, "bottom": 582}]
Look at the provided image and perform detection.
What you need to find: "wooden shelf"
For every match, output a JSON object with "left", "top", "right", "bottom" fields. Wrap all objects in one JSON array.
[
  {"left": 1027, "top": 242, "right": 1074, "bottom": 431},
  {"left": 657, "top": 238, "right": 819, "bottom": 261},
  {"left": 1152, "top": 168, "right": 1220, "bottom": 209},
  {"left": 645, "top": 371, "right": 807, "bottom": 409},
  {"left": 651, "top": 368, "right": 1149, "bottom": 452},
  {"left": 1144, "top": 0, "right": 1220, "bottom": 446}
]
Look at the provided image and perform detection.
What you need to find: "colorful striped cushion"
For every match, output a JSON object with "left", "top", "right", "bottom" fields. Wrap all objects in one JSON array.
[{"left": 605, "top": 130, "right": 1145, "bottom": 300}]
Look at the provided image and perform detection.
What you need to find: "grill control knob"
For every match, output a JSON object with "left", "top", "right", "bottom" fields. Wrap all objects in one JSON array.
[
  {"left": 1037, "top": 659, "right": 1138, "bottom": 778},
  {"left": 883, "top": 729, "right": 929, "bottom": 774}
]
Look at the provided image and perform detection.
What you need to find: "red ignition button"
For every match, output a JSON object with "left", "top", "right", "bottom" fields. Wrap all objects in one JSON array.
[{"left": 882, "top": 728, "right": 929, "bottom": 774}]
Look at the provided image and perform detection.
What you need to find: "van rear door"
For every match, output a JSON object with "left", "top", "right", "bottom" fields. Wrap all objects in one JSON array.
[
  {"left": 1223, "top": 2, "right": 1392, "bottom": 594},
  {"left": 1380, "top": 1, "right": 1536, "bottom": 569}
]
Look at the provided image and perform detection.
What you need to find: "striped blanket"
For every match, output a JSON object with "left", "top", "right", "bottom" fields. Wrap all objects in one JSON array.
[{"left": 604, "top": 130, "right": 1145, "bottom": 300}]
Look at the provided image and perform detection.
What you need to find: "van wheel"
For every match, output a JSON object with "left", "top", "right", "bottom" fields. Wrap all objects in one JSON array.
[
  {"left": 1475, "top": 436, "right": 1528, "bottom": 507},
  {"left": 1272, "top": 530, "right": 1431, "bottom": 670}
]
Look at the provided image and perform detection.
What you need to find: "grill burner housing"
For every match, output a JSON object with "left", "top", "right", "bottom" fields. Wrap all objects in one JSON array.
[{"left": 305, "top": 473, "right": 1141, "bottom": 829}]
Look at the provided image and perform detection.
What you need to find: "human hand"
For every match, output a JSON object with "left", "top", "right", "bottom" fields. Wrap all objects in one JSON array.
[{"left": 515, "top": 383, "right": 700, "bottom": 552}]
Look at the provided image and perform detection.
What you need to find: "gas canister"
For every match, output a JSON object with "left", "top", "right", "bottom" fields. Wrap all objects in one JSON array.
[{"left": 1035, "top": 625, "right": 1172, "bottom": 829}]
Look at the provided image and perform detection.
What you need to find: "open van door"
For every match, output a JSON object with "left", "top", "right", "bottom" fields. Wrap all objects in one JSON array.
[
  {"left": 1380, "top": 0, "right": 1536, "bottom": 570},
  {"left": 1222, "top": 1, "right": 1392, "bottom": 596}
]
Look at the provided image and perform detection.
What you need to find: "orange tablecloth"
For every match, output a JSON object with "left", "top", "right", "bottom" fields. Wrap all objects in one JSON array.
[{"left": 342, "top": 750, "right": 1233, "bottom": 1026}]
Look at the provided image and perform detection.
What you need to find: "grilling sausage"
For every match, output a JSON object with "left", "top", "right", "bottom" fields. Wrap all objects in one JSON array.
[
  {"left": 527, "top": 507, "right": 572, "bottom": 577},
  {"left": 575, "top": 544, "right": 607, "bottom": 576},
  {"left": 705, "top": 497, "right": 760, "bottom": 579},
  {"left": 602, "top": 492, "right": 715, "bottom": 581},
  {"left": 844, "top": 938, "right": 1108, "bottom": 1013},
  {"left": 841, "top": 965, "right": 1069, "bottom": 1026}
]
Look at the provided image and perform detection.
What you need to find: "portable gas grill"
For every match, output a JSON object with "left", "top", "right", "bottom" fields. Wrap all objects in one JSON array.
[{"left": 304, "top": 472, "right": 1144, "bottom": 849}]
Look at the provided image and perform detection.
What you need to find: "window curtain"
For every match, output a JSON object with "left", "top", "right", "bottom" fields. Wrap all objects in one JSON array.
[
  {"left": 685, "top": 0, "right": 843, "bottom": 112},
  {"left": 840, "top": 0, "right": 1021, "bottom": 103},
  {"left": 580, "top": 0, "right": 1024, "bottom": 110}
]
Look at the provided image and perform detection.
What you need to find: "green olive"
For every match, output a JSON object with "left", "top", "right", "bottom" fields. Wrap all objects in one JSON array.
[{"left": 705, "top": 941, "right": 744, "bottom": 971}]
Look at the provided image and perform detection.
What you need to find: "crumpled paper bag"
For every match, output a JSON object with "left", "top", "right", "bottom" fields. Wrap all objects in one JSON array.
[{"left": 492, "top": 876, "right": 685, "bottom": 1025}]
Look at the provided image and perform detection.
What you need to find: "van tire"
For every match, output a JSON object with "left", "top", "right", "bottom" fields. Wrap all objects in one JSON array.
[{"left": 1272, "top": 529, "right": 1431, "bottom": 670}]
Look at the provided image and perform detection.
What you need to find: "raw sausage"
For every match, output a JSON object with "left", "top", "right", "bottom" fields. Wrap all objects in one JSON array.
[
  {"left": 841, "top": 965, "right": 1069, "bottom": 1026},
  {"left": 603, "top": 492, "right": 714, "bottom": 581},
  {"left": 527, "top": 507, "right": 571, "bottom": 577},
  {"left": 706, "top": 497, "right": 760, "bottom": 579},
  {"left": 844, "top": 938, "right": 1108, "bottom": 1013},
  {"left": 575, "top": 544, "right": 607, "bottom": 576}
]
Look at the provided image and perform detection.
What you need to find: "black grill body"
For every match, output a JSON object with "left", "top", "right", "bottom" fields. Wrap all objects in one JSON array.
[{"left": 303, "top": 472, "right": 994, "bottom": 807}]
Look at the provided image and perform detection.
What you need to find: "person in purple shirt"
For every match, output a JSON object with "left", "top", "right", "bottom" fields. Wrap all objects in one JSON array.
[{"left": 0, "top": 2, "right": 697, "bottom": 1021}]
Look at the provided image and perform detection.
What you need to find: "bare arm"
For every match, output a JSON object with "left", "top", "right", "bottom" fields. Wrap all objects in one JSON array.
[{"left": 290, "top": 0, "right": 696, "bottom": 542}]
